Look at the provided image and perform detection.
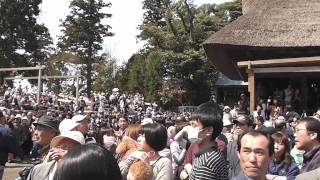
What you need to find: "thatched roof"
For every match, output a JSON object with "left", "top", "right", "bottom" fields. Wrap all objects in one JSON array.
[{"left": 204, "top": 0, "right": 320, "bottom": 80}]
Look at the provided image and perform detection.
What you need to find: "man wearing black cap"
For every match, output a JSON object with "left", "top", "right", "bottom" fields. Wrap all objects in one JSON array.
[
  {"left": 32, "top": 115, "right": 59, "bottom": 161},
  {"left": 0, "top": 110, "right": 22, "bottom": 179},
  {"left": 227, "top": 114, "right": 253, "bottom": 179}
]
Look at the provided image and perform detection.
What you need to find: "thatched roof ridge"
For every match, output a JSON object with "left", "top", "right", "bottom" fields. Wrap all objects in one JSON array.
[{"left": 204, "top": 0, "right": 320, "bottom": 47}]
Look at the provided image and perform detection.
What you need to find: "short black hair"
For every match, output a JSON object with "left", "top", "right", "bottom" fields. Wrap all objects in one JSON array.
[
  {"left": 191, "top": 101, "right": 223, "bottom": 140},
  {"left": 53, "top": 144, "right": 122, "bottom": 180},
  {"left": 139, "top": 123, "right": 167, "bottom": 151},
  {"left": 118, "top": 115, "right": 128, "bottom": 121},
  {"left": 298, "top": 117, "right": 320, "bottom": 142},
  {"left": 256, "top": 115, "right": 264, "bottom": 124},
  {"left": 237, "top": 130, "right": 274, "bottom": 157}
]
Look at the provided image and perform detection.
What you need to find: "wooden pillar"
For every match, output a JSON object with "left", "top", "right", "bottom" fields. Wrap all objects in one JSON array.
[
  {"left": 37, "top": 68, "right": 42, "bottom": 104},
  {"left": 76, "top": 75, "right": 79, "bottom": 105},
  {"left": 248, "top": 69, "right": 255, "bottom": 114}
]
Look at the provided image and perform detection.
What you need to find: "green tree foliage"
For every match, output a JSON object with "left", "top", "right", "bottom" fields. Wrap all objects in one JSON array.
[
  {"left": 0, "top": 0, "right": 52, "bottom": 79},
  {"left": 58, "top": 0, "right": 113, "bottom": 97},
  {"left": 118, "top": 0, "right": 242, "bottom": 109},
  {"left": 126, "top": 54, "right": 146, "bottom": 93},
  {"left": 215, "top": 0, "right": 242, "bottom": 24},
  {"left": 144, "top": 51, "right": 162, "bottom": 102}
]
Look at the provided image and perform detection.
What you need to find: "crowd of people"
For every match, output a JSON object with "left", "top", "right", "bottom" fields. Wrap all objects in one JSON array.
[{"left": 1, "top": 85, "right": 320, "bottom": 180}]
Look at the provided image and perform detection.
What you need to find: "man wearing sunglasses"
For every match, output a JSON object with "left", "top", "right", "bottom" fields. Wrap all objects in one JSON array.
[{"left": 294, "top": 117, "right": 320, "bottom": 174}]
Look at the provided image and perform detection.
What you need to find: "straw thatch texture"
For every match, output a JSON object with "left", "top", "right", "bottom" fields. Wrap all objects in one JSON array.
[
  {"left": 204, "top": 0, "right": 320, "bottom": 47},
  {"left": 242, "top": 0, "right": 260, "bottom": 14},
  {"left": 203, "top": 0, "right": 320, "bottom": 80}
]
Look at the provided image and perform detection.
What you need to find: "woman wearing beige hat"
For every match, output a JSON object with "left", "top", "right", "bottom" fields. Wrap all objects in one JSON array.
[{"left": 27, "top": 131, "right": 85, "bottom": 180}]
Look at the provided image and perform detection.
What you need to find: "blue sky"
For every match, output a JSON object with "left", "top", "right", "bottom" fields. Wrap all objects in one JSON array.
[{"left": 38, "top": 0, "right": 230, "bottom": 65}]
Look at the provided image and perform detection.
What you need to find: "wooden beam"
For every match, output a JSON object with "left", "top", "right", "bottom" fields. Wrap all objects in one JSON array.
[
  {"left": 251, "top": 66, "right": 320, "bottom": 74},
  {"left": 4, "top": 75, "right": 81, "bottom": 80},
  {"left": 0, "top": 66, "right": 44, "bottom": 72},
  {"left": 237, "top": 56, "right": 320, "bottom": 68},
  {"left": 248, "top": 69, "right": 255, "bottom": 114}
]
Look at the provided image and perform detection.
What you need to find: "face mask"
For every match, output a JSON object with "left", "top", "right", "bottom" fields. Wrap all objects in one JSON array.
[{"left": 188, "top": 127, "right": 204, "bottom": 144}]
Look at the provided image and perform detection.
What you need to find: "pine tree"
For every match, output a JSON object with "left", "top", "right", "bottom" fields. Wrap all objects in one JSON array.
[{"left": 58, "top": 0, "right": 113, "bottom": 97}]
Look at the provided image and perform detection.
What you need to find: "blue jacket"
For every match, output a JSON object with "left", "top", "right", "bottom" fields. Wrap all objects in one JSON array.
[
  {"left": 267, "top": 160, "right": 299, "bottom": 180},
  {"left": 0, "top": 126, "right": 22, "bottom": 165}
]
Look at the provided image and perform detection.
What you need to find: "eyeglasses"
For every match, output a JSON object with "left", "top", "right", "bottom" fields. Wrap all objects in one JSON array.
[{"left": 295, "top": 128, "right": 307, "bottom": 133}]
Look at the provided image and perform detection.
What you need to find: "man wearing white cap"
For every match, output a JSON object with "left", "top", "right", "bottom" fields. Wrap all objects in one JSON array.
[
  {"left": 59, "top": 115, "right": 88, "bottom": 134},
  {"left": 27, "top": 131, "right": 85, "bottom": 180},
  {"left": 59, "top": 115, "right": 95, "bottom": 144}
]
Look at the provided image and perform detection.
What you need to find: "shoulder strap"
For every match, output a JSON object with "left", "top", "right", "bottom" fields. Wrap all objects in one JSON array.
[{"left": 151, "top": 156, "right": 163, "bottom": 168}]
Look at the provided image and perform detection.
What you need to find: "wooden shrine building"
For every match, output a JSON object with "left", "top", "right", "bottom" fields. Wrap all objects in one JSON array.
[{"left": 203, "top": 0, "right": 320, "bottom": 114}]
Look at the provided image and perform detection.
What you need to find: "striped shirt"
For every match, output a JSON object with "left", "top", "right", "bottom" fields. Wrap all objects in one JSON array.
[{"left": 189, "top": 145, "right": 228, "bottom": 180}]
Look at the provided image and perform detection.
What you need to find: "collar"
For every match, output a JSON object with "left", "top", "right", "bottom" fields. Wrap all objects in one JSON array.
[
  {"left": 304, "top": 144, "right": 320, "bottom": 162},
  {"left": 195, "top": 143, "right": 217, "bottom": 157},
  {"left": 39, "top": 144, "right": 50, "bottom": 155},
  {"left": 237, "top": 171, "right": 268, "bottom": 180},
  {"left": 236, "top": 171, "right": 252, "bottom": 180}
]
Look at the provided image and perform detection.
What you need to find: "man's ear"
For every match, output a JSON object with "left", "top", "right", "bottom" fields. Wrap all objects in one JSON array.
[{"left": 310, "top": 132, "right": 318, "bottom": 140}]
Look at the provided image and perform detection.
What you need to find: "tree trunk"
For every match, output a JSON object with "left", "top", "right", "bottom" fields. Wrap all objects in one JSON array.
[
  {"left": 86, "top": 61, "right": 92, "bottom": 98},
  {"left": 87, "top": 35, "right": 94, "bottom": 98},
  {"left": 184, "top": 0, "right": 195, "bottom": 42}
]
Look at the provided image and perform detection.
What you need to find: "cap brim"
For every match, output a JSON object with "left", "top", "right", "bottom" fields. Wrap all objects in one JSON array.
[
  {"left": 33, "top": 122, "right": 59, "bottom": 133},
  {"left": 50, "top": 136, "right": 65, "bottom": 148},
  {"left": 75, "top": 115, "right": 89, "bottom": 123},
  {"left": 233, "top": 119, "right": 245, "bottom": 124},
  {"left": 224, "top": 122, "right": 233, "bottom": 127},
  {"left": 50, "top": 135, "right": 81, "bottom": 148}
]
